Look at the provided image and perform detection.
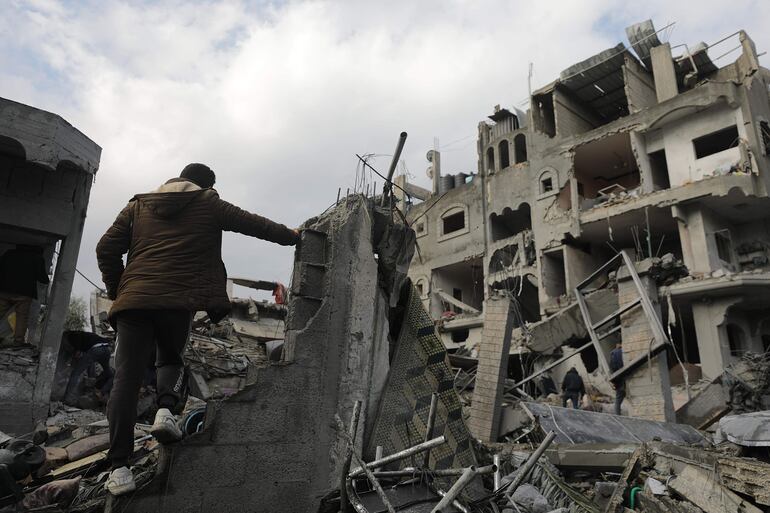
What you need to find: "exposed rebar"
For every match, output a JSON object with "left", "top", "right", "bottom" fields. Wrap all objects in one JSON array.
[
  {"left": 422, "top": 393, "right": 439, "bottom": 469},
  {"left": 504, "top": 431, "right": 557, "bottom": 503},
  {"left": 340, "top": 401, "right": 361, "bottom": 513},
  {"left": 335, "top": 414, "right": 396, "bottom": 513}
]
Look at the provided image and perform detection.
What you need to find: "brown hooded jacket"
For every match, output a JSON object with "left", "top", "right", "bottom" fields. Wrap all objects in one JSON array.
[{"left": 96, "top": 178, "right": 297, "bottom": 322}]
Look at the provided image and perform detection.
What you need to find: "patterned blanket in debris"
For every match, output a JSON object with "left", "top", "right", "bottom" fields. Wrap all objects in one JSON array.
[{"left": 366, "top": 283, "right": 482, "bottom": 496}]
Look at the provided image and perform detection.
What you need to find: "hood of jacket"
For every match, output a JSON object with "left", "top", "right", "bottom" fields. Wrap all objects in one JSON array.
[{"left": 133, "top": 178, "right": 207, "bottom": 218}]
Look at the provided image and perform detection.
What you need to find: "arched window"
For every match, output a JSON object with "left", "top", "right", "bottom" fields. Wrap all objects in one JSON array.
[
  {"left": 538, "top": 169, "right": 557, "bottom": 195},
  {"left": 498, "top": 140, "right": 510, "bottom": 169},
  {"left": 438, "top": 204, "right": 470, "bottom": 241},
  {"left": 486, "top": 147, "right": 495, "bottom": 173},
  {"left": 514, "top": 133, "right": 527, "bottom": 163}
]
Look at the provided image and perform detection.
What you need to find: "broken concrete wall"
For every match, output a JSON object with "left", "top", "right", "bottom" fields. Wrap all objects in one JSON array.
[
  {"left": 552, "top": 87, "right": 600, "bottom": 138},
  {"left": 124, "top": 196, "right": 397, "bottom": 513},
  {"left": 658, "top": 102, "right": 746, "bottom": 187},
  {"left": 623, "top": 55, "right": 657, "bottom": 114}
]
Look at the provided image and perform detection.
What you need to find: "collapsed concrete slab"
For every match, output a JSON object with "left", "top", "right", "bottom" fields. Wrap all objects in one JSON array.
[{"left": 522, "top": 402, "right": 708, "bottom": 446}]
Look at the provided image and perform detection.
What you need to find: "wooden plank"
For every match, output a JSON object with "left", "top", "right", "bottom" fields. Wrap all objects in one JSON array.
[{"left": 50, "top": 451, "right": 107, "bottom": 479}]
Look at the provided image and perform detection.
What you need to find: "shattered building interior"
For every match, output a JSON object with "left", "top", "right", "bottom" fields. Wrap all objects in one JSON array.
[{"left": 2, "top": 17, "right": 770, "bottom": 513}]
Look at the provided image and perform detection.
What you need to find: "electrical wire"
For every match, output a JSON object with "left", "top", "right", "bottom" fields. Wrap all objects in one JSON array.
[{"left": 53, "top": 250, "right": 105, "bottom": 292}]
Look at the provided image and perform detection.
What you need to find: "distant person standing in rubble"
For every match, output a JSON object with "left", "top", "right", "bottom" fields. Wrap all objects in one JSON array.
[
  {"left": 0, "top": 245, "right": 49, "bottom": 346},
  {"left": 561, "top": 367, "right": 585, "bottom": 409},
  {"left": 96, "top": 163, "right": 299, "bottom": 495},
  {"left": 610, "top": 342, "right": 625, "bottom": 415}
]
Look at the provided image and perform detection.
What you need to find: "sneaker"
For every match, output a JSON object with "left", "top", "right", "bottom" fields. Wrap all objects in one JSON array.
[
  {"left": 105, "top": 466, "right": 136, "bottom": 496},
  {"left": 150, "top": 408, "right": 183, "bottom": 443}
]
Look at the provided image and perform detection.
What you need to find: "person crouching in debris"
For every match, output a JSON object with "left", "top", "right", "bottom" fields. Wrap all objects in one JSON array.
[
  {"left": 96, "top": 163, "right": 300, "bottom": 495},
  {"left": 62, "top": 330, "right": 114, "bottom": 407},
  {"left": 610, "top": 342, "right": 625, "bottom": 415},
  {"left": 561, "top": 367, "right": 585, "bottom": 409}
]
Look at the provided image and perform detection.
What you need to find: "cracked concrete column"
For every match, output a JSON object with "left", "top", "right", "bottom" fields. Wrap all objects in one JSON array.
[
  {"left": 691, "top": 296, "right": 742, "bottom": 379},
  {"left": 468, "top": 294, "right": 514, "bottom": 442},
  {"left": 651, "top": 43, "right": 678, "bottom": 103},
  {"left": 618, "top": 259, "right": 675, "bottom": 422}
]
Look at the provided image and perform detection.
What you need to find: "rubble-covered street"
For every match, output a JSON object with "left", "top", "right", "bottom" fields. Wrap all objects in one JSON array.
[{"left": 3, "top": 9, "right": 770, "bottom": 513}]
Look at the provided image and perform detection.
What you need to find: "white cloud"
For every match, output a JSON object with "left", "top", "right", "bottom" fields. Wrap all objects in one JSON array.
[{"left": 1, "top": 0, "right": 767, "bottom": 300}]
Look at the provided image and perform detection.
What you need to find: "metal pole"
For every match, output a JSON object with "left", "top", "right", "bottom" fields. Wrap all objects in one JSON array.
[
  {"left": 335, "top": 414, "right": 396, "bottom": 513},
  {"left": 372, "top": 465, "right": 496, "bottom": 479},
  {"left": 345, "top": 477, "right": 367, "bottom": 513},
  {"left": 422, "top": 393, "right": 438, "bottom": 469},
  {"left": 349, "top": 435, "right": 447, "bottom": 477},
  {"left": 340, "top": 401, "right": 361, "bottom": 513},
  {"left": 431, "top": 467, "right": 477, "bottom": 513},
  {"left": 493, "top": 454, "right": 501, "bottom": 490},
  {"left": 381, "top": 132, "right": 408, "bottom": 206},
  {"left": 375, "top": 446, "right": 383, "bottom": 460},
  {"left": 503, "top": 431, "right": 556, "bottom": 501},
  {"left": 436, "top": 489, "right": 470, "bottom": 513}
]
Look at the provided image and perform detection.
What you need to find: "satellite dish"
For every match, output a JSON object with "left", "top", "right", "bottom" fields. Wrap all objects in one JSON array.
[
  {"left": 426, "top": 150, "right": 435, "bottom": 162},
  {"left": 426, "top": 166, "right": 433, "bottom": 179}
]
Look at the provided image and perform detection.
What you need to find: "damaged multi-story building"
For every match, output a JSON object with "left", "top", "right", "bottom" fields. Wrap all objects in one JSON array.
[{"left": 398, "top": 20, "right": 770, "bottom": 436}]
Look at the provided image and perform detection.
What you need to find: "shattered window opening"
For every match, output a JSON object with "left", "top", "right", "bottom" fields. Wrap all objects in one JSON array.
[
  {"left": 714, "top": 229, "right": 734, "bottom": 266},
  {"left": 760, "top": 120, "right": 770, "bottom": 155},
  {"left": 727, "top": 323, "right": 746, "bottom": 356},
  {"left": 442, "top": 211, "right": 465, "bottom": 234},
  {"left": 692, "top": 125, "right": 739, "bottom": 159},
  {"left": 541, "top": 177, "right": 553, "bottom": 193},
  {"left": 648, "top": 149, "right": 671, "bottom": 190},
  {"left": 486, "top": 146, "right": 495, "bottom": 173}
]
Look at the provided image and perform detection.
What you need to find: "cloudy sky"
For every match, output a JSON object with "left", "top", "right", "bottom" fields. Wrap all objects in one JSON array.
[{"left": 2, "top": 0, "right": 768, "bottom": 301}]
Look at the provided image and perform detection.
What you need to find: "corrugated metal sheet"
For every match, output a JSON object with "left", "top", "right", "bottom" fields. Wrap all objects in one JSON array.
[
  {"left": 558, "top": 43, "right": 629, "bottom": 121},
  {"left": 625, "top": 19, "right": 662, "bottom": 69}
]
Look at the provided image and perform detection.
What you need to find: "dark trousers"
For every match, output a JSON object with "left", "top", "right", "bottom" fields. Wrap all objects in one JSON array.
[
  {"left": 107, "top": 309, "right": 192, "bottom": 469},
  {"left": 64, "top": 345, "right": 113, "bottom": 402},
  {"left": 562, "top": 392, "right": 580, "bottom": 409},
  {"left": 614, "top": 381, "right": 626, "bottom": 416}
]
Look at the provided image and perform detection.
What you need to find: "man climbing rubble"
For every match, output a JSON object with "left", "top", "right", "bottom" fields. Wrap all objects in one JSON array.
[
  {"left": 610, "top": 342, "right": 625, "bottom": 415},
  {"left": 96, "top": 163, "right": 299, "bottom": 496},
  {"left": 561, "top": 367, "right": 585, "bottom": 409}
]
